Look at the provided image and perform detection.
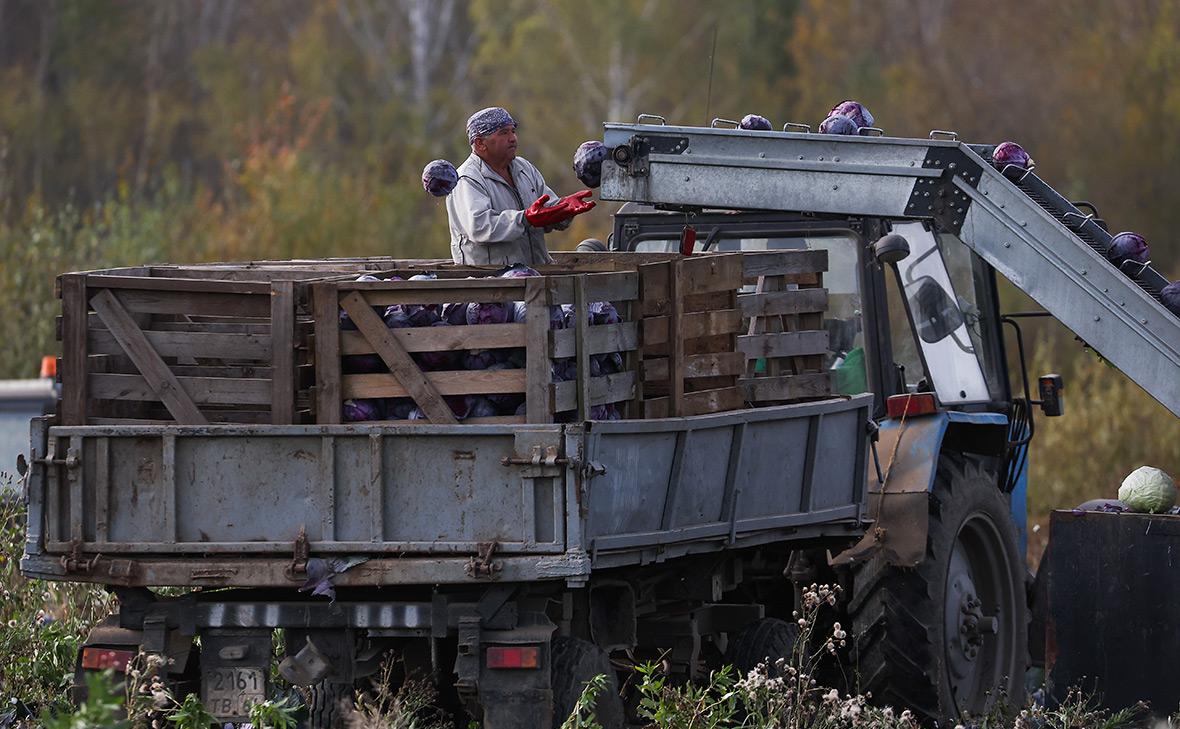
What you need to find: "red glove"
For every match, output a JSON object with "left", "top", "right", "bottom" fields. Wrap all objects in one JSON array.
[{"left": 523, "top": 190, "right": 596, "bottom": 228}]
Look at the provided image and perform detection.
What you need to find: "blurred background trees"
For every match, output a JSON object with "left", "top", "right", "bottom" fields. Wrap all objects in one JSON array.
[{"left": 0, "top": 0, "right": 1177, "bottom": 554}]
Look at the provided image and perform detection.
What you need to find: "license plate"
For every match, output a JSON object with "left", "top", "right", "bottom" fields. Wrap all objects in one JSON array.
[{"left": 202, "top": 667, "right": 266, "bottom": 719}]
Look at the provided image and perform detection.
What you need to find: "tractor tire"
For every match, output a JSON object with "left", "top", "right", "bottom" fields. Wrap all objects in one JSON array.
[
  {"left": 724, "top": 617, "right": 799, "bottom": 677},
  {"left": 550, "top": 637, "right": 624, "bottom": 729},
  {"left": 849, "top": 452, "right": 1027, "bottom": 724},
  {"left": 305, "top": 680, "right": 354, "bottom": 729}
]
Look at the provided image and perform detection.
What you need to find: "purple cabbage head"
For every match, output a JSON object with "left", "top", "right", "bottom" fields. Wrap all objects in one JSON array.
[
  {"left": 464, "top": 349, "right": 499, "bottom": 370},
  {"left": 355, "top": 274, "right": 382, "bottom": 282},
  {"left": 1108, "top": 231, "right": 1150, "bottom": 267},
  {"left": 551, "top": 358, "right": 577, "bottom": 382},
  {"left": 991, "top": 142, "right": 1032, "bottom": 173},
  {"left": 466, "top": 301, "right": 511, "bottom": 325},
  {"left": 414, "top": 320, "right": 455, "bottom": 371},
  {"left": 343, "top": 399, "right": 383, "bottom": 422},
  {"left": 383, "top": 306, "right": 412, "bottom": 329},
  {"left": 589, "top": 301, "right": 621, "bottom": 325},
  {"left": 422, "top": 159, "right": 459, "bottom": 197},
  {"left": 739, "top": 114, "right": 773, "bottom": 131},
  {"left": 499, "top": 263, "right": 540, "bottom": 278},
  {"left": 383, "top": 398, "right": 415, "bottom": 420},
  {"left": 819, "top": 114, "right": 858, "bottom": 136},
  {"left": 511, "top": 301, "right": 566, "bottom": 329},
  {"left": 464, "top": 396, "right": 499, "bottom": 419},
  {"left": 590, "top": 352, "right": 625, "bottom": 377},
  {"left": 829, "top": 100, "right": 874, "bottom": 129},
  {"left": 1161, "top": 281, "right": 1180, "bottom": 317},
  {"left": 573, "top": 140, "right": 608, "bottom": 188},
  {"left": 442, "top": 302, "right": 470, "bottom": 325},
  {"left": 589, "top": 403, "right": 622, "bottom": 421}
]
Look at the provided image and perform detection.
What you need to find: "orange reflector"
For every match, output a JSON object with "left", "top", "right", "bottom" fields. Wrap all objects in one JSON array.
[
  {"left": 40, "top": 355, "right": 57, "bottom": 379},
  {"left": 81, "top": 647, "right": 135, "bottom": 672},
  {"left": 486, "top": 645, "right": 540, "bottom": 669},
  {"left": 886, "top": 393, "right": 939, "bottom": 419}
]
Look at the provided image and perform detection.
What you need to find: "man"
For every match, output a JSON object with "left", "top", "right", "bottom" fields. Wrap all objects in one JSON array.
[{"left": 447, "top": 106, "right": 595, "bottom": 265}]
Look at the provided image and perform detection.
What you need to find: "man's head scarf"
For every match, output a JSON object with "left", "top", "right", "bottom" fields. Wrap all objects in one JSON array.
[{"left": 466, "top": 107, "right": 518, "bottom": 144}]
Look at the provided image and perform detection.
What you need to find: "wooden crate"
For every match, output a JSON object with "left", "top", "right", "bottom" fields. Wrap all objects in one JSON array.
[
  {"left": 737, "top": 250, "right": 832, "bottom": 404},
  {"left": 57, "top": 271, "right": 312, "bottom": 425},
  {"left": 311, "top": 270, "right": 642, "bottom": 424},
  {"left": 637, "top": 250, "right": 832, "bottom": 417}
]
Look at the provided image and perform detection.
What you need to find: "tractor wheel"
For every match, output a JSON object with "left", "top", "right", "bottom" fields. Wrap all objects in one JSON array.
[
  {"left": 550, "top": 637, "right": 624, "bottom": 729},
  {"left": 724, "top": 617, "right": 799, "bottom": 677},
  {"left": 305, "top": 680, "right": 354, "bottom": 729},
  {"left": 849, "top": 452, "right": 1027, "bottom": 723}
]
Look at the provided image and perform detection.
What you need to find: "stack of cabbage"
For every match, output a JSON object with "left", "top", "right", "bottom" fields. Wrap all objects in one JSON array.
[{"left": 341, "top": 265, "right": 624, "bottom": 423}]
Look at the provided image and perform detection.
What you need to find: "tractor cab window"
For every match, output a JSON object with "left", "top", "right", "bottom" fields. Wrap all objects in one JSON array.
[
  {"left": 632, "top": 232, "right": 868, "bottom": 395},
  {"left": 887, "top": 222, "right": 1003, "bottom": 405}
]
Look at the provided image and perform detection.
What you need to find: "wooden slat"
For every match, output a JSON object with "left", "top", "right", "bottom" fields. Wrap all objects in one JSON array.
[
  {"left": 741, "top": 249, "right": 828, "bottom": 278},
  {"left": 88, "top": 329, "right": 271, "bottom": 359},
  {"left": 145, "top": 321, "right": 274, "bottom": 334},
  {"left": 574, "top": 277, "right": 591, "bottom": 420},
  {"left": 643, "top": 310, "right": 742, "bottom": 346},
  {"left": 738, "top": 330, "right": 829, "bottom": 359},
  {"left": 109, "top": 289, "right": 271, "bottom": 317},
  {"left": 60, "top": 275, "right": 89, "bottom": 425},
  {"left": 340, "top": 291, "right": 458, "bottom": 424},
  {"left": 550, "top": 322, "right": 639, "bottom": 359},
  {"left": 313, "top": 283, "right": 342, "bottom": 424},
  {"left": 642, "top": 352, "right": 745, "bottom": 382},
  {"left": 549, "top": 271, "right": 640, "bottom": 305},
  {"left": 271, "top": 280, "right": 296, "bottom": 424},
  {"left": 340, "top": 324, "right": 526, "bottom": 355},
  {"left": 552, "top": 372, "right": 637, "bottom": 412},
  {"left": 643, "top": 386, "right": 745, "bottom": 418},
  {"left": 679, "top": 254, "right": 744, "bottom": 296},
  {"left": 742, "top": 373, "right": 832, "bottom": 402},
  {"left": 739, "top": 288, "right": 829, "bottom": 317},
  {"left": 89, "top": 373, "right": 271, "bottom": 405},
  {"left": 342, "top": 369, "right": 527, "bottom": 399},
  {"left": 80, "top": 275, "right": 271, "bottom": 295},
  {"left": 669, "top": 260, "right": 685, "bottom": 416},
  {"left": 524, "top": 278, "right": 551, "bottom": 424},
  {"left": 89, "top": 289, "right": 208, "bottom": 424}
]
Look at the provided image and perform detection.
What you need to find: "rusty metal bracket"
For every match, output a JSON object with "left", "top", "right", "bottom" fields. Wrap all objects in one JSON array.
[
  {"left": 286, "top": 527, "right": 310, "bottom": 578},
  {"left": 501, "top": 445, "right": 567, "bottom": 468},
  {"left": 466, "top": 541, "right": 502, "bottom": 579},
  {"left": 60, "top": 540, "right": 101, "bottom": 574}
]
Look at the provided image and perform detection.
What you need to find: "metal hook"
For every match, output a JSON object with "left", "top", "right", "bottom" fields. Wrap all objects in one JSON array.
[
  {"left": 858, "top": 127, "right": 885, "bottom": 137},
  {"left": 710, "top": 118, "right": 740, "bottom": 129},
  {"left": 929, "top": 130, "right": 959, "bottom": 141},
  {"left": 782, "top": 122, "right": 812, "bottom": 133},
  {"left": 637, "top": 114, "right": 667, "bottom": 125}
]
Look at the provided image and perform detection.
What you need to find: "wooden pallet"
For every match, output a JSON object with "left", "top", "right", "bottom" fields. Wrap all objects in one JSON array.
[
  {"left": 311, "top": 270, "right": 641, "bottom": 424},
  {"left": 57, "top": 272, "right": 311, "bottom": 425}
]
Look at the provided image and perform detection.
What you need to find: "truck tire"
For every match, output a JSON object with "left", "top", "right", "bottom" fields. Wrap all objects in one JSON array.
[
  {"left": 306, "top": 681, "right": 353, "bottom": 729},
  {"left": 550, "top": 637, "right": 624, "bottom": 729},
  {"left": 849, "top": 452, "right": 1027, "bottom": 723},
  {"left": 724, "top": 618, "right": 799, "bottom": 677}
]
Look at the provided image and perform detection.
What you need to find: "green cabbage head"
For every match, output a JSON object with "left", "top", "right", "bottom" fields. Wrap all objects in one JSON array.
[{"left": 1118, "top": 466, "right": 1177, "bottom": 514}]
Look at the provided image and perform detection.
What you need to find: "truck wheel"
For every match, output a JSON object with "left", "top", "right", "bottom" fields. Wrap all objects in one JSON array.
[
  {"left": 550, "top": 637, "right": 624, "bottom": 729},
  {"left": 306, "top": 681, "right": 353, "bottom": 729},
  {"left": 724, "top": 618, "right": 799, "bottom": 677},
  {"left": 849, "top": 452, "right": 1027, "bottom": 723}
]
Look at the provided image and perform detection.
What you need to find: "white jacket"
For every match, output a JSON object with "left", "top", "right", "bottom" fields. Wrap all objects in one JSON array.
[{"left": 447, "top": 153, "right": 566, "bottom": 266}]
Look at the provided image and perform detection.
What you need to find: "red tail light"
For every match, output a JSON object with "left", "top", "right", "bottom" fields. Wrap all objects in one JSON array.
[
  {"left": 81, "top": 647, "right": 136, "bottom": 672},
  {"left": 886, "top": 393, "right": 939, "bottom": 419},
  {"left": 486, "top": 645, "right": 540, "bottom": 669}
]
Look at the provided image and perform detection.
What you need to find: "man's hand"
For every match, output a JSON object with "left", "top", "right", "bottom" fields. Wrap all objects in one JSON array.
[{"left": 523, "top": 190, "right": 596, "bottom": 228}]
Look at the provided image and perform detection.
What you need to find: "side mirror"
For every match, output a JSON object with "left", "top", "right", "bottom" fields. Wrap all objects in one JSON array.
[
  {"left": 873, "top": 233, "right": 911, "bottom": 265},
  {"left": 1038, "top": 373, "right": 1064, "bottom": 416}
]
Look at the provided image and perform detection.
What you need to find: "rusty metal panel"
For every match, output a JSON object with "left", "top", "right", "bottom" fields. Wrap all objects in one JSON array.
[{"left": 1045, "top": 510, "right": 1180, "bottom": 711}]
